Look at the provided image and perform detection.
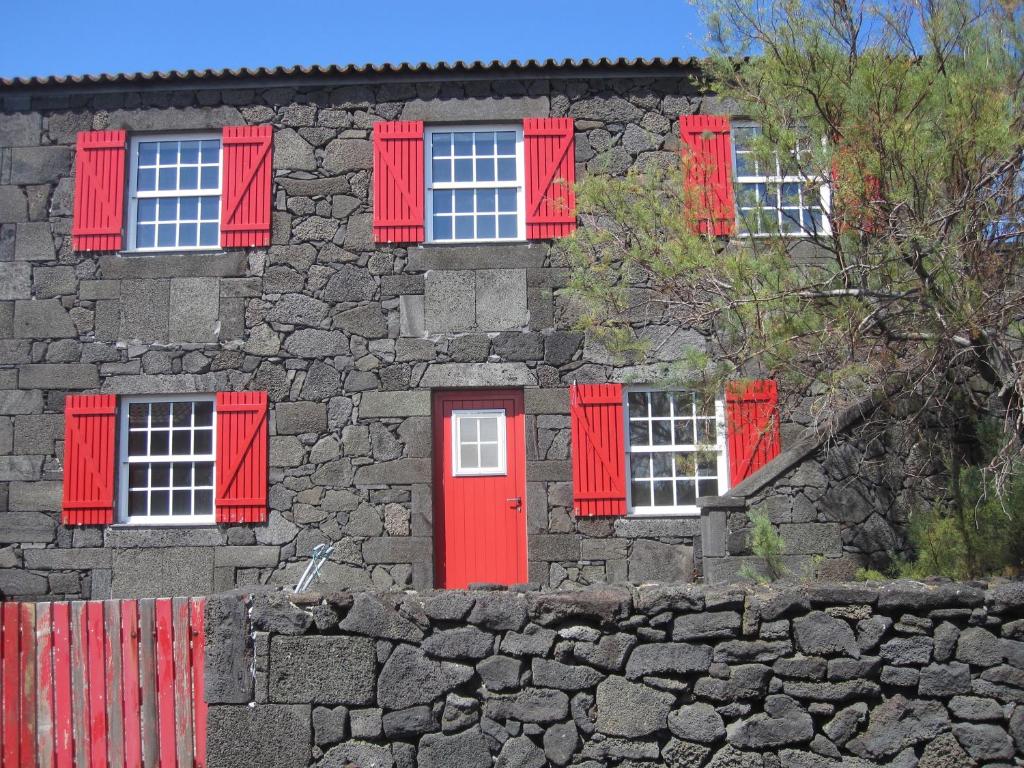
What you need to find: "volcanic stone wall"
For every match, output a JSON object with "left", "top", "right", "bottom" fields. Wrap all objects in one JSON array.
[{"left": 205, "top": 580, "right": 1024, "bottom": 767}]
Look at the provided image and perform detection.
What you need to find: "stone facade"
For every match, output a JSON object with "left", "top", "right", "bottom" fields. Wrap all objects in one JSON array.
[
  {"left": 205, "top": 580, "right": 1024, "bottom": 766},
  {"left": 0, "top": 60, "right": 916, "bottom": 599}
]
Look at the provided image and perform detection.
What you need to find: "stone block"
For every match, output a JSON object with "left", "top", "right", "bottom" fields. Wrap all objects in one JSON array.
[
  {"left": 0, "top": 390, "right": 43, "bottom": 415},
  {"left": 275, "top": 402, "right": 327, "bottom": 435},
  {"left": 272, "top": 128, "right": 316, "bottom": 171},
  {"left": 629, "top": 540, "right": 695, "bottom": 583},
  {"left": 0, "top": 113, "right": 41, "bottom": 147},
  {"left": 9, "top": 480, "right": 62, "bottom": 512},
  {"left": 476, "top": 269, "right": 527, "bottom": 331},
  {"left": 0, "top": 455, "right": 42, "bottom": 481},
  {"left": 353, "top": 459, "right": 431, "bottom": 485},
  {"left": 402, "top": 95, "right": 549, "bottom": 121},
  {"left": 19, "top": 364, "right": 98, "bottom": 390},
  {"left": 269, "top": 635, "right": 376, "bottom": 705},
  {"left": 362, "top": 536, "right": 432, "bottom": 564},
  {"left": 524, "top": 388, "right": 569, "bottom": 414},
  {"left": 425, "top": 270, "right": 475, "bottom": 332},
  {"left": 119, "top": 279, "right": 169, "bottom": 341},
  {"left": 99, "top": 252, "right": 246, "bottom": 279},
  {"left": 360, "top": 390, "right": 431, "bottom": 418},
  {"left": 283, "top": 329, "right": 349, "bottom": 357},
  {"left": 419, "top": 363, "right": 536, "bottom": 388},
  {"left": 213, "top": 546, "right": 280, "bottom": 568},
  {"left": 0, "top": 511, "right": 55, "bottom": 543},
  {"left": 529, "top": 534, "right": 580, "bottom": 562},
  {"left": 334, "top": 304, "right": 387, "bottom": 339},
  {"left": 0, "top": 263, "right": 31, "bottom": 299},
  {"left": 206, "top": 704, "right": 311, "bottom": 768},
  {"left": 13, "top": 300, "right": 76, "bottom": 338},
  {"left": 169, "top": 278, "right": 219, "bottom": 342},
  {"left": 110, "top": 547, "right": 215, "bottom": 598},
  {"left": 0, "top": 569, "right": 48, "bottom": 596},
  {"left": 381, "top": 274, "right": 425, "bottom": 297},
  {"left": 324, "top": 138, "right": 373, "bottom": 173},
  {"left": 0, "top": 187, "right": 27, "bottom": 223},
  {"left": 399, "top": 294, "right": 425, "bottom": 337},
  {"left": 24, "top": 547, "right": 111, "bottom": 569},
  {"left": 32, "top": 266, "right": 77, "bottom": 298},
  {"left": 777, "top": 523, "right": 842, "bottom": 556},
  {"left": 10, "top": 146, "right": 73, "bottom": 184}
]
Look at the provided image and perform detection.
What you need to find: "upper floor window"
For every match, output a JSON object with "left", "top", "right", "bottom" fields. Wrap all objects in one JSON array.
[
  {"left": 127, "top": 134, "right": 222, "bottom": 251},
  {"left": 732, "top": 124, "right": 829, "bottom": 237},
  {"left": 625, "top": 389, "right": 728, "bottom": 515},
  {"left": 426, "top": 126, "right": 525, "bottom": 243},
  {"left": 118, "top": 395, "right": 216, "bottom": 525}
]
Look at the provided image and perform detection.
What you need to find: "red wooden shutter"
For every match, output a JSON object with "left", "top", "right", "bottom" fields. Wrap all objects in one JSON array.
[
  {"left": 570, "top": 383, "right": 627, "bottom": 517},
  {"left": 679, "top": 115, "right": 736, "bottom": 237},
  {"left": 215, "top": 391, "right": 268, "bottom": 523},
  {"left": 72, "top": 130, "right": 127, "bottom": 252},
  {"left": 62, "top": 395, "right": 117, "bottom": 524},
  {"left": 220, "top": 125, "right": 273, "bottom": 248},
  {"left": 373, "top": 121, "right": 425, "bottom": 243},
  {"left": 524, "top": 118, "right": 577, "bottom": 239},
  {"left": 726, "top": 379, "right": 781, "bottom": 486}
]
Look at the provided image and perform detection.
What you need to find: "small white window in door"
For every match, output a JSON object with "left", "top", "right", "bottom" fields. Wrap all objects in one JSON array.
[{"left": 452, "top": 409, "right": 507, "bottom": 476}]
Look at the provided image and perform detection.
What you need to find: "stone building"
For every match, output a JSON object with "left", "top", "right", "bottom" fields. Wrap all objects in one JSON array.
[{"left": 0, "top": 58, "right": 916, "bottom": 600}]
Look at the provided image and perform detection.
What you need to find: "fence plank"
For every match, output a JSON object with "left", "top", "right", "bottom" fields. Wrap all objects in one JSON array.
[
  {"left": 37, "top": 603, "right": 55, "bottom": 768},
  {"left": 70, "top": 602, "right": 89, "bottom": 768},
  {"left": 155, "top": 599, "right": 177, "bottom": 768},
  {"left": 104, "top": 601, "right": 124, "bottom": 768},
  {"left": 2, "top": 602, "right": 20, "bottom": 768},
  {"left": 20, "top": 602, "right": 37, "bottom": 766},
  {"left": 172, "top": 598, "right": 195, "bottom": 768},
  {"left": 120, "top": 601, "right": 142, "bottom": 768},
  {"left": 137, "top": 599, "right": 158, "bottom": 768},
  {"left": 86, "top": 600, "right": 109, "bottom": 767},
  {"left": 52, "top": 603, "right": 74, "bottom": 768},
  {"left": 189, "top": 599, "right": 207, "bottom": 768}
]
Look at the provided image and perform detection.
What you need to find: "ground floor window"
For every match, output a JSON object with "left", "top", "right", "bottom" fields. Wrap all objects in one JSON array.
[
  {"left": 118, "top": 395, "right": 216, "bottom": 524},
  {"left": 625, "top": 389, "right": 728, "bottom": 515}
]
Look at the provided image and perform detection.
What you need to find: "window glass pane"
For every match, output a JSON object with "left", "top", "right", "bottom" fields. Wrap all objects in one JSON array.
[
  {"left": 129, "top": 491, "right": 148, "bottom": 516},
  {"left": 172, "top": 463, "right": 191, "bottom": 486},
  {"left": 200, "top": 166, "right": 218, "bottom": 189},
  {"left": 194, "top": 429, "right": 212, "bottom": 455},
  {"left": 496, "top": 132, "right": 516, "bottom": 155},
  {"left": 172, "top": 430, "right": 190, "bottom": 454},
  {"left": 650, "top": 392, "right": 670, "bottom": 417},
  {"left": 629, "top": 420, "right": 650, "bottom": 447},
  {"left": 137, "top": 167, "right": 156, "bottom": 192},
  {"left": 158, "top": 167, "right": 177, "bottom": 191},
  {"left": 461, "top": 417, "right": 478, "bottom": 442},
  {"left": 151, "top": 464, "right": 170, "bottom": 487},
  {"left": 454, "top": 159, "right": 473, "bottom": 182},
  {"left": 454, "top": 190, "right": 474, "bottom": 213},
  {"left": 460, "top": 444, "right": 477, "bottom": 469},
  {"left": 652, "top": 453, "right": 673, "bottom": 478},
  {"left": 674, "top": 419, "right": 695, "bottom": 445},
  {"left": 653, "top": 480, "right": 674, "bottom": 506},
  {"left": 477, "top": 216, "right": 496, "bottom": 239},
  {"left": 157, "top": 198, "right": 176, "bottom": 221},
  {"left": 497, "top": 189, "right": 517, "bottom": 212},
  {"left": 179, "top": 197, "right": 199, "bottom": 220},
  {"left": 151, "top": 403, "right": 170, "bottom": 427},
  {"left": 479, "top": 417, "right": 498, "bottom": 441},
  {"left": 129, "top": 403, "right": 148, "bottom": 428},
  {"left": 200, "top": 140, "right": 219, "bottom": 163},
  {"left": 697, "top": 457, "right": 718, "bottom": 476},
  {"left": 150, "top": 490, "right": 169, "bottom": 516},
  {"left": 195, "top": 463, "right": 213, "bottom": 486},
  {"left": 432, "top": 159, "right": 451, "bottom": 183},
  {"left": 453, "top": 133, "right": 473, "bottom": 156},
  {"left": 476, "top": 189, "right": 496, "bottom": 213},
  {"left": 136, "top": 225, "right": 155, "bottom": 249},
  {"left": 179, "top": 224, "right": 197, "bottom": 247},
  {"left": 698, "top": 479, "right": 719, "bottom": 498},
  {"left": 674, "top": 453, "right": 696, "bottom": 476},
  {"left": 433, "top": 190, "right": 453, "bottom": 214},
  {"left": 498, "top": 215, "right": 517, "bottom": 238},
  {"left": 137, "top": 199, "right": 158, "bottom": 222},
  {"left": 172, "top": 490, "right": 191, "bottom": 515},
  {"left": 433, "top": 216, "right": 453, "bottom": 240},
  {"left": 179, "top": 141, "right": 200, "bottom": 164},
  {"left": 628, "top": 391, "right": 648, "bottom": 413},
  {"left": 455, "top": 216, "right": 474, "bottom": 239},
  {"left": 195, "top": 401, "right": 213, "bottom": 426},
  {"left": 138, "top": 143, "right": 158, "bottom": 166},
  {"left": 696, "top": 419, "right": 717, "bottom": 444},
  {"left": 129, "top": 464, "right": 148, "bottom": 488},
  {"left": 671, "top": 392, "right": 693, "bottom": 415},
  {"left": 199, "top": 223, "right": 218, "bottom": 246},
  {"left": 150, "top": 431, "right": 169, "bottom": 456},
  {"left": 200, "top": 196, "right": 219, "bottom": 219},
  {"left": 194, "top": 490, "right": 213, "bottom": 514},
  {"left": 631, "top": 481, "right": 651, "bottom": 507},
  {"left": 157, "top": 224, "right": 175, "bottom": 248},
  {"left": 677, "top": 479, "right": 697, "bottom": 505},
  {"left": 179, "top": 166, "right": 198, "bottom": 190},
  {"left": 480, "top": 443, "right": 499, "bottom": 468},
  {"left": 630, "top": 454, "right": 651, "bottom": 479},
  {"left": 128, "top": 431, "right": 147, "bottom": 456},
  {"left": 432, "top": 133, "right": 451, "bottom": 157},
  {"left": 497, "top": 158, "right": 516, "bottom": 181},
  {"left": 476, "top": 158, "right": 495, "bottom": 182},
  {"left": 652, "top": 420, "right": 672, "bottom": 446},
  {"left": 475, "top": 132, "right": 495, "bottom": 155}
]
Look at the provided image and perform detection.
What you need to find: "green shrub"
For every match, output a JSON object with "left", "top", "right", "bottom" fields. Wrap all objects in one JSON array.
[
  {"left": 742, "top": 510, "right": 788, "bottom": 582},
  {"left": 854, "top": 567, "right": 888, "bottom": 582}
]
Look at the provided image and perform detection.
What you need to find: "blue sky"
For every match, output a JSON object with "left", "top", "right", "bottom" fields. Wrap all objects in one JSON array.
[{"left": 0, "top": 1, "right": 706, "bottom": 80}]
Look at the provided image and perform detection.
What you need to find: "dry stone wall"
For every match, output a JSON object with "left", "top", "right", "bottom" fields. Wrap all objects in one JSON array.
[{"left": 205, "top": 580, "right": 1024, "bottom": 767}]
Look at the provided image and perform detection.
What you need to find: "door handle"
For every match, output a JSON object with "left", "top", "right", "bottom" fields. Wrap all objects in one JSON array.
[{"left": 506, "top": 497, "right": 522, "bottom": 510}]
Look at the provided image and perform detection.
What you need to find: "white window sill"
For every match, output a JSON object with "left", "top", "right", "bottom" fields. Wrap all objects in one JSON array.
[
  {"left": 628, "top": 508, "right": 703, "bottom": 518},
  {"left": 111, "top": 519, "right": 217, "bottom": 528},
  {"left": 423, "top": 239, "right": 529, "bottom": 247},
  {"left": 119, "top": 248, "right": 226, "bottom": 256}
]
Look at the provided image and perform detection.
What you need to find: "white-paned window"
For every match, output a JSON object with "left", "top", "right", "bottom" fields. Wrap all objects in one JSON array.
[
  {"left": 451, "top": 409, "right": 507, "bottom": 476},
  {"left": 127, "top": 134, "right": 222, "bottom": 251},
  {"left": 625, "top": 389, "right": 728, "bottom": 515},
  {"left": 426, "top": 126, "right": 525, "bottom": 242},
  {"left": 118, "top": 395, "right": 216, "bottom": 525},
  {"left": 732, "top": 123, "right": 829, "bottom": 236}
]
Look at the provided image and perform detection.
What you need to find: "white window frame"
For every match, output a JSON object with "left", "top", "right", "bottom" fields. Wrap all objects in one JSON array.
[
  {"left": 451, "top": 408, "right": 508, "bottom": 477},
  {"left": 731, "top": 121, "right": 831, "bottom": 238},
  {"left": 126, "top": 132, "right": 223, "bottom": 253},
  {"left": 117, "top": 394, "right": 217, "bottom": 526},
  {"left": 624, "top": 387, "right": 730, "bottom": 517},
  {"left": 425, "top": 124, "right": 526, "bottom": 244}
]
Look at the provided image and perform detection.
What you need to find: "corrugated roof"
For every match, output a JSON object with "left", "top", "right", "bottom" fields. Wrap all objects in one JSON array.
[{"left": 0, "top": 56, "right": 702, "bottom": 91}]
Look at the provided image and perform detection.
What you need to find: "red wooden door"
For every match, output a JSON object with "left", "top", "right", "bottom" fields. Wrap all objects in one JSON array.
[{"left": 433, "top": 389, "right": 527, "bottom": 588}]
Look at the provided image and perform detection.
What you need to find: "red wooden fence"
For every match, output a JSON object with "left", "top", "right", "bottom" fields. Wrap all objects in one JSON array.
[{"left": 0, "top": 598, "right": 206, "bottom": 768}]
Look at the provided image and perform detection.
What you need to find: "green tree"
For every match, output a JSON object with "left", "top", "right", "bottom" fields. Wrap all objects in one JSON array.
[{"left": 560, "top": 0, "right": 1024, "bottom": 487}]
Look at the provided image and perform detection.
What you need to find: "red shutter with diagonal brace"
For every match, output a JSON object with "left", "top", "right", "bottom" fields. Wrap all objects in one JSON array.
[
  {"left": 570, "top": 383, "right": 627, "bottom": 517},
  {"left": 679, "top": 115, "right": 736, "bottom": 237},
  {"left": 524, "top": 118, "right": 577, "bottom": 239},
  {"left": 220, "top": 125, "right": 273, "bottom": 248},
  {"left": 215, "top": 391, "right": 268, "bottom": 523},
  {"left": 373, "top": 121, "right": 424, "bottom": 243},
  {"left": 62, "top": 394, "right": 117, "bottom": 524},
  {"left": 726, "top": 379, "right": 781, "bottom": 486},
  {"left": 72, "top": 130, "right": 127, "bottom": 252}
]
